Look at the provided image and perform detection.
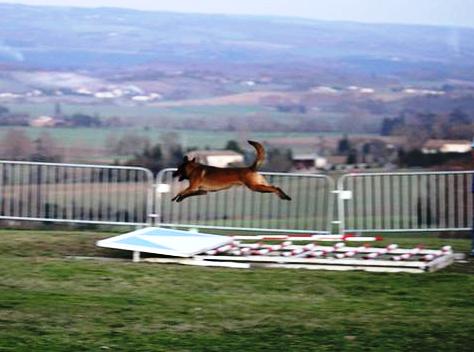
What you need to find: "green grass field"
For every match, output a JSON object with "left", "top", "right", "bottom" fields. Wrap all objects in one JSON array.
[
  {"left": 3, "top": 102, "right": 269, "bottom": 121},
  {"left": 0, "top": 126, "right": 322, "bottom": 151},
  {"left": 0, "top": 229, "right": 473, "bottom": 351}
]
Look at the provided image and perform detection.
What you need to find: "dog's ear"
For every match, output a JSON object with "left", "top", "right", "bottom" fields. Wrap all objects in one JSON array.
[
  {"left": 183, "top": 156, "right": 189, "bottom": 162},
  {"left": 191, "top": 157, "right": 196, "bottom": 162}
]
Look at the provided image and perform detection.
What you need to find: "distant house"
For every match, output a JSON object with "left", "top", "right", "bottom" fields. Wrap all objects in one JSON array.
[
  {"left": 186, "top": 150, "right": 244, "bottom": 168},
  {"left": 326, "top": 155, "right": 349, "bottom": 170},
  {"left": 422, "top": 139, "right": 471, "bottom": 154},
  {"left": 30, "top": 116, "right": 57, "bottom": 127},
  {"left": 292, "top": 153, "right": 328, "bottom": 170},
  {"left": 291, "top": 154, "right": 355, "bottom": 171}
]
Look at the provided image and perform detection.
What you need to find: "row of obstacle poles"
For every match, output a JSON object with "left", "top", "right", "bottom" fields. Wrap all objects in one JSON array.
[{"left": 144, "top": 233, "right": 456, "bottom": 273}]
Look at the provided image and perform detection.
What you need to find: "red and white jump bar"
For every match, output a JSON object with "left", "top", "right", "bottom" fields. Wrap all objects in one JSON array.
[{"left": 232, "top": 233, "right": 382, "bottom": 242}]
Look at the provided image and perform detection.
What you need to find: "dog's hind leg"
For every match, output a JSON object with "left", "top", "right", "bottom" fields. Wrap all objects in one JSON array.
[{"left": 245, "top": 183, "right": 291, "bottom": 200}]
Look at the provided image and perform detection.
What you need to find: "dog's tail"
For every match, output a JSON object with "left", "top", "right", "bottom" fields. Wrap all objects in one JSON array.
[{"left": 248, "top": 140, "right": 265, "bottom": 170}]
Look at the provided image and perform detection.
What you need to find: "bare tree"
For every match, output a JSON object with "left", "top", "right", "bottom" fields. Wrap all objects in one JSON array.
[
  {"left": 31, "top": 131, "right": 62, "bottom": 162},
  {"left": 1, "top": 129, "right": 34, "bottom": 160},
  {"left": 107, "top": 133, "right": 150, "bottom": 156},
  {"left": 160, "top": 132, "right": 183, "bottom": 165}
]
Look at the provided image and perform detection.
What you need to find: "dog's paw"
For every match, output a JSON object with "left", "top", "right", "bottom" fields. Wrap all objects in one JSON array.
[{"left": 279, "top": 193, "right": 291, "bottom": 201}]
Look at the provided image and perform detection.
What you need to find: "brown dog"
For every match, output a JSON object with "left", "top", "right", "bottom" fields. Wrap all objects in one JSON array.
[{"left": 171, "top": 141, "right": 291, "bottom": 202}]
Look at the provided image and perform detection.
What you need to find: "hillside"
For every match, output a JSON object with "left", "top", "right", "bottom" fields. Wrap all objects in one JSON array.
[
  {"left": 1, "top": 2, "right": 474, "bottom": 144},
  {"left": 0, "top": 2, "right": 473, "bottom": 79}
]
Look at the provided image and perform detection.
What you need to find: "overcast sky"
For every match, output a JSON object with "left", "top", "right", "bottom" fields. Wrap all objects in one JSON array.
[{"left": 1, "top": 0, "right": 474, "bottom": 28}]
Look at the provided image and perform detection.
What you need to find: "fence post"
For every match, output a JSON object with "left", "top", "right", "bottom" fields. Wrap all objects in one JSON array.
[
  {"left": 154, "top": 168, "right": 175, "bottom": 227},
  {"left": 332, "top": 190, "right": 343, "bottom": 235},
  {"left": 471, "top": 191, "right": 474, "bottom": 257},
  {"left": 333, "top": 174, "right": 353, "bottom": 235}
]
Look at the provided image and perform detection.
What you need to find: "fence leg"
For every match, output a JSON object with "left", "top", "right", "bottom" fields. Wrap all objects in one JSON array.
[
  {"left": 471, "top": 144, "right": 474, "bottom": 256},
  {"left": 333, "top": 188, "right": 352, "bottom": 235},
  {"left": 471, "top": 225, "right": 474, "bottom": 257}
]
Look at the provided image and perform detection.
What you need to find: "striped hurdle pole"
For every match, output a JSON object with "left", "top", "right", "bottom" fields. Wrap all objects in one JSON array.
[
  {"left": 206, "top": 241, "right": 240, "bottom": 255},
  {"left": 423, "top": 245, "right": 452, "bottom": 261},
  {"left": 283, "top": 243, "right": 318, "bottom": 257},
  {"left": 335, "top": 245, "right": 368, "bottom": 259},
  {"left": 391, "top": 245, "right": 422, "bottom": 261},
  {"left": 281, "top": 242, "right": 343, "bottom": 257},
  {"left": 231, "top": 246, "right": 252, "bottom": 256},
  {"left": 251, "top": 241, "right": 293, "bottom": 255},
  {"left": 281, "top": 243, "right": 304, "bottom": 257},
  {"left": 363, "top": 244, "right": 398, "bottom": 260},
  {"left": 231, "top": 242, "right": 262, "bottom": 256},
  {"left": 303, "top": 242, "right": 346, "bottom": 258},
  {"left": 231, "top": 234, "right": 382, "bottom": 242}
]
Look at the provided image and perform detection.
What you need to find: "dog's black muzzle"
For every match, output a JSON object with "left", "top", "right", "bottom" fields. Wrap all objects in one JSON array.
[{"left": 172, "top": 170, "right": 185, "bottom": 181}]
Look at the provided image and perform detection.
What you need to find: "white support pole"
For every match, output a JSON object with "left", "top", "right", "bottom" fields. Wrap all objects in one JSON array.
[{"left": 133, "top": 251, "right": 141, "bottom": 263}]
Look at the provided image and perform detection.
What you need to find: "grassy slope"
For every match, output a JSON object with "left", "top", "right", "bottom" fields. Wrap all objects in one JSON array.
[{"left": 0, "top": 229, "right": 473, "bottom": 351}]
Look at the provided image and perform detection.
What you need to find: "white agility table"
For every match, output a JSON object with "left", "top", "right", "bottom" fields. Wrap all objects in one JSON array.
[{"left": 96, "top": 227, "right": 232, "bottom": 260}]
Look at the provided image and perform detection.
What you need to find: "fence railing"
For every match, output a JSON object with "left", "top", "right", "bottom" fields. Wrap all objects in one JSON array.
[
  {"left": 0, "top": 161, "right": 154, "bottom": 226},
  {"left": 154, "top": 168, "right": 334, "bottom": 234},
  {"left": 336, "top": 171, "right": 474, "bottom": 233},
  {"left": 1, "top": 160, "right": 473, "bottom": 235}
]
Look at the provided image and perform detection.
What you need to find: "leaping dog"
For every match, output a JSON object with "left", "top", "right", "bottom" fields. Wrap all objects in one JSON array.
[{"left": 171, "top": 141, "right": 291, "bottom": 202}]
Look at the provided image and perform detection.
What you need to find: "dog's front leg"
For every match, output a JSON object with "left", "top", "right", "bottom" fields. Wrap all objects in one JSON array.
[
  {"left": 172, "top": 170, "right": 207, "bottom": 202},
  {"left": 176, "top": 189, "right": 208, "bottom": 202},
  {"left": 171, "top": 189, "right": 190, "bottom": 202},
  {"left": 172, "top": 187, "right": 208, "bottom": 202},
  {"left": 171, "top": 194, "right": 181, "bottom": 202}
]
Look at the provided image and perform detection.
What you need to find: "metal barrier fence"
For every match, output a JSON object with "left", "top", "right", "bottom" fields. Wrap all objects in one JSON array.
[
  {"left": 154, "top": 168, "right": 334, "bottom": 233},
  {"left": 1, "top": 160, "right": 473, "bottom": 235},
  {"left": 0, "top": 161, "right": 154, "bottom": 226},
  {"left": 336, "top": 171, "right": 474, "bottom": 234}
]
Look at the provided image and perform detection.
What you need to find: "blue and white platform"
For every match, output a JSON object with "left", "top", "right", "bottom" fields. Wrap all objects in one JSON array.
[{"left": 96, "top": 227, "right": 232, "bottom": 260}]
